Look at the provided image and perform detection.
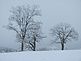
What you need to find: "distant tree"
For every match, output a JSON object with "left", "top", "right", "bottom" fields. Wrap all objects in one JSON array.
[
  {"left": 7, "top": 5, "right": 41, "bottom": 51},
  {"left": 24, "top": 21, "right": 44, "bottom": 51},
  {"left": 37, "top": 47, "right": 50, "bottom": 51},
  {"left": 0, "top": 47, "right": 17, "bottom": 53},
  {"left": 50, "top": 23, "right": 78, "bottom": 50}
]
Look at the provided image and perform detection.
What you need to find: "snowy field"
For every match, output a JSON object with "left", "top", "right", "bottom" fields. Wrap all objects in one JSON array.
[{"left": 0, "top": 50, "right": 81, "bottom": 61}]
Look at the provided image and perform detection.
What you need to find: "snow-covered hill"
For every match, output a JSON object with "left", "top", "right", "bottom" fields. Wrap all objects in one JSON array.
[{"left": 0, "top": 50, "right": 81, "bottom": 61}]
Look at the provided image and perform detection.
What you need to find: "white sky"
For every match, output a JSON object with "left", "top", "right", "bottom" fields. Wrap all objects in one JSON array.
[{"left": 0, "top": 0, "right": 81, "bottom": 50}]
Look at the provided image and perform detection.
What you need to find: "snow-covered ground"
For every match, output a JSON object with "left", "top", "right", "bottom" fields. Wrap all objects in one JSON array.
[{"left": 0, "top": 50, "right": 81, "bottom": 61}]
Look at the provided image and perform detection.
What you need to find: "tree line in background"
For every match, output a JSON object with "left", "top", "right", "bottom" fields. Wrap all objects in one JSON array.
[{"left": 3, "top": 5, "right": 78, "bottom": 52}]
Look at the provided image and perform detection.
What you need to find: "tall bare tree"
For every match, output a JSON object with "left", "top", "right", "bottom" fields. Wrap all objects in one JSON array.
[
  {"left": 24, "top": 21, "right": 44, "bottom": 51},
  {"left": 51, "top": 23, "right": 78, "bottom": 50},
  {"left": 7, "top": 5, "right": 41, "bottom": 51}
]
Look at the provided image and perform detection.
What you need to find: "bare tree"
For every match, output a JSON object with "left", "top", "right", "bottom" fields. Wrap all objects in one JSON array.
[
  {"left": 50, "top": 23, "right": 78, "bottom": 50},
  {"left": 0, "top": 47, "right": 17, "bottom": 53},
  {"left": 24, "top": 21, "right": 44, "bottom": 51},
  {"left": 7, "top": 5, "right": 41, "bottom": 51}
]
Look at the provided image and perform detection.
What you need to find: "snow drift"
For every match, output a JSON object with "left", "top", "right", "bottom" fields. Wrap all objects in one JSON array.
[{"left": 0, "top": 50, "right": 81, "bottom": 61}]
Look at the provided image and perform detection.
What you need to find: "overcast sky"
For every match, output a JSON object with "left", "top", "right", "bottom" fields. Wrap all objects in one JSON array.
[{"left": 0, "top": 0, "right": 81, "bottom": 50}]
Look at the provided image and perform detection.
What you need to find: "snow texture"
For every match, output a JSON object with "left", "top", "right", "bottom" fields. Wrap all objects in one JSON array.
[{"left": 0, "top": 50, "right": 81, "bottom": 61}]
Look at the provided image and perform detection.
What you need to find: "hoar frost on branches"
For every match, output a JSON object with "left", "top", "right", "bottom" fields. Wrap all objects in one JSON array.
[
  {"left": 7, "top": 5, "right": 42, "bottom": 51},
  {"left": 51, "top": 23, "right": 79, "bottom": 50}
]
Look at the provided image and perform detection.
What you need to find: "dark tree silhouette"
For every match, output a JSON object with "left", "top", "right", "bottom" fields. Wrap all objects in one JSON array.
[
  {"left": 51, "top": 23, "right": 78, "bottom": 50},
  {"left": 7, "top": 5, "right": 41, "bottom": 51}
]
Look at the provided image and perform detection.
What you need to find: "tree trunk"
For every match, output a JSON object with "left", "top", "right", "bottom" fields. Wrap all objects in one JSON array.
[
  {"left": 33, "top": 36, "right": 36, "bottom": 51},
  {"left": 21, "top": 41, "right": 24, "bottom": 51},
  {"left": 21, "top": 35, "right": 25, "bottom": 51},
  {"left": 33, "top": 41, "right": 35, "bottom": 51},
  {"left": 61, "top": 43, "right": 64, "bottom": 50}
]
